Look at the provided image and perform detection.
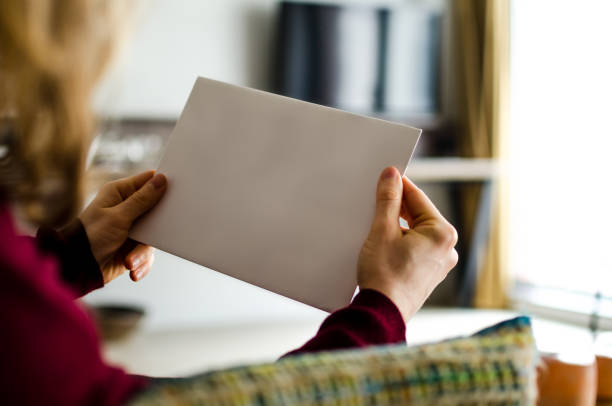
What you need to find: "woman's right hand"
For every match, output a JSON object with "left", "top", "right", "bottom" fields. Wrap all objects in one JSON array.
[{"left": 357, "top": 166, "right": 458, "bottom": 323}]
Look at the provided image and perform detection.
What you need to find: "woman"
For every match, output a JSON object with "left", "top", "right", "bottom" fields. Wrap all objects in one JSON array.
[{"left": 0, "top": 1, "right": 458, "bottom": 405}]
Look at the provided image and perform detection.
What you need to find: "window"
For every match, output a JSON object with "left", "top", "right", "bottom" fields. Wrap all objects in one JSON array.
[{"left": 509, "top": 0, "right": 612, "bottom": 325}]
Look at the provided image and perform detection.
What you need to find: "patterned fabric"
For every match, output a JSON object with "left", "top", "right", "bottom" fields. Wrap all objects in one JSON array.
[{"left": 128, "top": 316, "right": 537, "bottom": 406}]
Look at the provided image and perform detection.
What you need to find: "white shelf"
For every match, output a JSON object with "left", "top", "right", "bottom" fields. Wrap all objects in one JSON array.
[
  {"left": 87, "top": 158, "right": 498, "bottom": 192},
  {"left": 405, "top": 157, "right": 498, "bottom": 182}
]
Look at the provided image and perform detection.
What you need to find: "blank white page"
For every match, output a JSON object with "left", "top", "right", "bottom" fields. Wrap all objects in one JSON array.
[{"left": 130, "top": 77, "right": 421, "bottom": 312}]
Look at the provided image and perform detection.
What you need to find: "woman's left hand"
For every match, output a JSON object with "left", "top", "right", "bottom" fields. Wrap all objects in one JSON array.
[{"left": 80, "top": 170, "right": 167, "bottom": 284}]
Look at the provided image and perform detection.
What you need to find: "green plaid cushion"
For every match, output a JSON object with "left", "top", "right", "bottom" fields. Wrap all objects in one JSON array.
[{"left": 128, "top": 316, "right": 537, "bottom": 406}]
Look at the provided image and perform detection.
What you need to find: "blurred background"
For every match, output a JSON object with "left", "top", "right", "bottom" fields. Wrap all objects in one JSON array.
[{"left": 83, "top": 0, "right": 612, "bottom": 398}]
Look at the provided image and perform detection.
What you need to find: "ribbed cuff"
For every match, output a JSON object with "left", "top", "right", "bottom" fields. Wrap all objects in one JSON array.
[
  {"left": 352, "top": 288, "right": 406, "bottom": 341},
  {"left": 37, "top": 219, "right": 104, "bottom": 297}
]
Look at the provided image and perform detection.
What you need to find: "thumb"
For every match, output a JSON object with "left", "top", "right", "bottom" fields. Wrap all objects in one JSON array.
[
  {"left": 370, "top": 166, "right": 402, "bottom": 239},
  {"left": 118, "top": 173, "right": 167, "bottom": 221}
]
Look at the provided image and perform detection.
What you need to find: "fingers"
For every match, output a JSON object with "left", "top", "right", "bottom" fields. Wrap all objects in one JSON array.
[
  {"left": 370, "top": 167, "right": 403, "bottom": 239},
  {"left": 129, "top": 253, "right": 154, "bottom": 281},
  {"left": 125, "top": 244, "right": 155, "bottom": 282},
  {"left": 449, "top": 248, "right": 459, "bottom": 269},
  {"left": 124, "top": 243, "right": 153, "bottom": 270},
  {"left": 111, "top": 170, "right": 156, "bottom": 200},
  {"left": 400, "top": 176, "right": 458, "bottom": 249},
  {"left": 117, "top": 173, "right": 167, "bottom": 221},
  {"left": 400, "top": 176, "right": 443, "bottom": 228}
]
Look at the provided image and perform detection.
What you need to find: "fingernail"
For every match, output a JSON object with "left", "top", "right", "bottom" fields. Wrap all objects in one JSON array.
[
  {"left": 131, "top": 256, "right": 143, "bottom": 269},
  {"left": 381, "top": 167, "right": 397, "bottom": 180},
  {"left": 150, "top": 173, "right": 167, "bottom": 189}
]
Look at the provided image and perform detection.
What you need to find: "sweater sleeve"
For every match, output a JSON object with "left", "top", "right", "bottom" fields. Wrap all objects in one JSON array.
[
  {"left": 283, "top": 289, "right": 406, "bottom": 357},
  {"left": 0, "top": 208, "right": 149, "bottom": 406},
  {"left": 36, "top": 219, "right": 104, "bottom": 297}
]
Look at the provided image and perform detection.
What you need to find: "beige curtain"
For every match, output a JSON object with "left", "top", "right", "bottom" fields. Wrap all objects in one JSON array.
[{"left": 454, "top": 0, "right": 510, "bottom": 308}]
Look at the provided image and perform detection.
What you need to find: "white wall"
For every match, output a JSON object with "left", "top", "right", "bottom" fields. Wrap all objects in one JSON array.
[{"left": 94, "top": 0, "right": 279, "bottom": 118}]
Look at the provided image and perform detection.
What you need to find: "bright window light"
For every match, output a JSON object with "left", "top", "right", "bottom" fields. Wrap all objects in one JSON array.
[{"left": 509, "top": 0, "right": 612, "bottom": 296}]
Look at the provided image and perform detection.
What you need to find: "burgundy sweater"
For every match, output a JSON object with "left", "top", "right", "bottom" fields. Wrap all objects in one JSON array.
[{"left": 0, "top": 205, "right": 405, "bottom": 405}]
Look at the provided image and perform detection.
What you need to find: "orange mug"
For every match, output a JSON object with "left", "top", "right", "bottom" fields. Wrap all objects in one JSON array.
[
  {"left": 538, "top": 353, "right": 597, "bottom": 406},
  {"left": 598, "top": 354, "right": 612, "bottom": 400}
]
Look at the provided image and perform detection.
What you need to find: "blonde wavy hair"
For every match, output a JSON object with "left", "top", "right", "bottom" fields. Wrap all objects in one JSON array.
[{"left": 0, "top": 0, "right": 127, "bottom": 227}]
